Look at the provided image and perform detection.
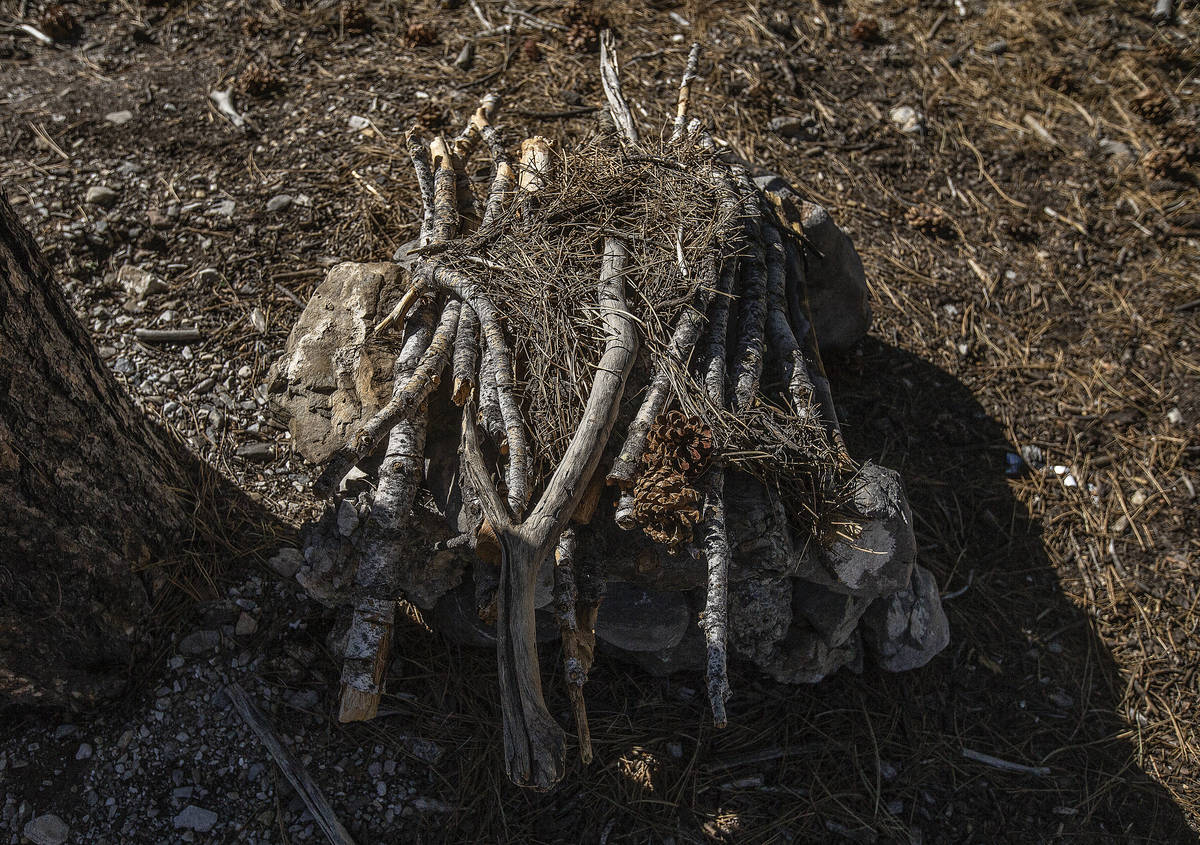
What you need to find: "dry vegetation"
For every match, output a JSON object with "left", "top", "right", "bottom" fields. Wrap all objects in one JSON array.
[{"left": 1, "top": 0, "right": 1197, "bottom": 840}]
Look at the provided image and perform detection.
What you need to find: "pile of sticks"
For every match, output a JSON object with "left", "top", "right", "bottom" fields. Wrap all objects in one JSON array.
[{"left": 314, "top": 34, "right": 852, "bottom": 790}]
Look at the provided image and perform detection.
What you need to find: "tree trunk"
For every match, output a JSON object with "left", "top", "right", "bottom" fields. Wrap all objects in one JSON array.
[{"left": 0, "top": 192, "right": 190, "bottom": 709}]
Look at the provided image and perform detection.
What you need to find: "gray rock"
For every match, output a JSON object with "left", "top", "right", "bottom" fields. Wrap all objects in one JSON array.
[
  {"left": 178, "top": 629, "right": 219, "bottom": 656},
  {"left": 799, "top": 463, "right": 916, "bottom": 598},
  {"left": 234, "top": 612, "right": 257, "bottom": 636},
  {"left": 336, "top": 498, "right": 360, "bottom": 537},
  {"left": 792, "top": 582, "right": 872, "bottom": 647},
  {"left": 210, "top": 200, "right": 236, "bottom": 219},
  {"left": 889, "top": 105, "right": 923, "bottom": 134},
  {"left": 861, "top": 565, "right": 949, "bottom": 672},
  {"left": 266, "top": 194, "right": 293, "bottom": 213},
  {"left": 173, "top": 805, "right": 217, "bottom": 833},
  {"left": 113, "top": 357, "right": 136, "bottom": 375},
  {"left": 117, "top": 264, "right": 168, "bottom": 300},
  {"left": 728, "top": 576, "right": 793, "bottom": 666},
  {"left": 105, "top": 110, "right": 134, "bottom": 125},
  {"left": 85, "top": 185, "right": 119, "bottom": 208},
  {"left": 760, "top": 625, "right": 862, "bottom": 684},
  {"left": 595, "top": 582, "right": 690, "bottom": 653},
  {"left": 266, "top": 263, "right": 406, "bottom": 463},
  {"left": 268, "top": 547, "right": 303, "bottom": 578},
  {"left": 23, "top": 814, "right": 69, "bottom": 845},
  {"left": 797, "top": 201, "right": 872, "bottom": 353},
  {"left": 75, "top": 743, "right": 93, "bottom": 760},
  {"left": 751, "top": 178, "right": 871, "bottom": 353}
]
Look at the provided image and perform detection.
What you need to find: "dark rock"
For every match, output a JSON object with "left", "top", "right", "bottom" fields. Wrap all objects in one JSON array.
[
  {"left": 860, "top": 565, "right": 949, "bottom": 671},
  {"left": 23, "top": 814, "right": 69, "bottom": 845},
  {"left": 595, "top": 581, "right": 691, "bottom": 652}
]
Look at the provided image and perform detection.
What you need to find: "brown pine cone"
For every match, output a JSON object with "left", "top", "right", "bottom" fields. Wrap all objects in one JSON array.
[
  {"left": 341, "top": 0, "right": 372, "bottom": 33},
  {"left": 1041, "top": 63, "right": 1075, "bottom": 94},
  {"left": 631, "top": 465, "right": 701, "bottom": 554},
  {"left": 237, "top": 62, "right": 283, "bottom": 98},
  {"left": 644, "top": 411, "right": 713, "bottom": 478},
  {"left": 562, "top": 1, "right": 608, "bottom": 53},
  {"left": 40, "top": 4, "right": 80, "bottom": 43},
  {"left": 904, "top": 203, "right": 953, "bottom": 238},
  {"left": 1144, "top": 147, "right": 1188, "bottom": 180},
  {"left": 520, "top": 37, "right": 543, "bottom": 63},
  {"left": 850, "top": 18, "right": 881, "bottom": 44},
  {"left": 1131, "top": 90, "right": 1174, "bottom": 124},
  {"left": 406, "top": 21, "right": 439, "bottom": 46}
]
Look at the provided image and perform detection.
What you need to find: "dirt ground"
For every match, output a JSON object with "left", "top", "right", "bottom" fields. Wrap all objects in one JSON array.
[{"left": 2, "top": 0, "right": 1198, "bottom": 841}]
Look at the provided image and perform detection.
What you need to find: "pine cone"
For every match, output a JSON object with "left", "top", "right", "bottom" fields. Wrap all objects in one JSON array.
[
  {"left": 562, "top": 1, "right": 608, "bottom": 53},
  {"left": 1131, "top": 90, "right": 1173, "bottom": 124},
  {"left": 520, "top": 37, "right": 543, "bottom": 63},
  {"left": 631, "top": 465, "right": 701, "bottom": 554},
  {"left": 413, "top": 100, "right": 446, "bottom": 132},
  {"left": 341, "top": 0, "right": 372, "bottom": 33},
  {"left": 850, "top": 18, "right": 881, "bottom": 44},
  {"left": 237, "top": 62, "right": 283, "bottom": 98},
  {"left": 644, "top": 411, "right": 713, "bottom": 478},
  {"left": 1041, "top": 63, "right": 1074, "bottom": 94},
  {"left": 40, "top": 4, "right": 79, "bottom": 43},
  {"left": 1144, "top": 147, "right": 1188, "bottom": 180},
  {"left": 1156, "top": 123, "right": 1200, "bottom": 164},
  {"left": 405, "top": 21, "right": 439, "bottom": 46},
  {"left": 904, "top": 203, "right": 953, "bottom": 237}
]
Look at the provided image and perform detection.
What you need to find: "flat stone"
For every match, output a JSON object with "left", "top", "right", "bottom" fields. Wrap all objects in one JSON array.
[
  {"left": 336, "top": 499, "right": 360, "bottom": 537},
  {"left": 266, "top": 263, "right": 406, "bottom": 463},
  {"left": 178, "top": 629, "right": 219, "bottom": 656},
  {"left": 117, "top": 264, "right": 168, "bottom": 299},
  {"left": 860, "top": 565, "right": 949, "bottom": 671},
  {"left": 173, "top": 805, "right": 217, "bottom": 833},
  {"left": 267, "top": 547, "right": 303, "bottom": 578},
  {"left": 23, "top": 814, "right": 69, "bottom": 845},
  {"left": 266, "top": 194, "right": 293, "bottom": 212},
  {"left": 105, "top": 110, "right": 134, "bottom": 125},
  {"left": 234, "top": 612, "right": 257, "bottom": 636},
  {"left": 85, "top": 185, "right": 119, "bottom": 208},
  {"left": 595, "top": 582, "right": 689, "bottom": 653},
  {"left": 210, "top": 200, "right": 236, "bottom": 219}
]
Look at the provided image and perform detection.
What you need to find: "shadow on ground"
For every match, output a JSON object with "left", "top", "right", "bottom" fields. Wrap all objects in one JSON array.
[{"left": 371, "top": 338, "right": 1193, "bottom": 844}]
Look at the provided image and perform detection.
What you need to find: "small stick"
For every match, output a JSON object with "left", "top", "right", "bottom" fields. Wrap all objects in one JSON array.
[
  {"left": 372, "top": 284, "right": 421, "bottom": 336},
  {"left": 553, "top": 528, "right": 593, "bottom": 763},
  {"left": 226, "top": 684, "right": 358, "bottom": 845},
  {"left": 406, "top": 133, "right": 436, "bottom": 246},
  {"left": 452, "top": 92, "right": 501, "bottom": 160},
  {"left": 133, "top": 327, "right": 203, "bottom": 344},
  {"left": 316, "top": 300, "right": 461, "bottom": 495},
  {"left": 670, "top": 43, "right": 703, "bottom": 145},
  {"left": 478, "top": 344, "right": 506, "bottom": 443},
  {"left": 429, "top": 135, "right": 460, "bottom": 244},
  {"left": 452, "top": 304, "right": 480, "bottom": 405},
  {"left": 599, "top": 30, "right": 640, "bottom": 146},
  {"left": 761, "top": 211, "right": 817, "bottom": 420},
  {"left": 698, "top": 469, "right": 732, "bottom": 728},
  {"left": 961, "top": 747, "right": 1051, "bottom": 777},
  {"left": 479, "top": 125, "right": 515, "bottom": 231},
  {"left": 730, "top": 171, "right": 769, "bottom": 412},
  {"left": 209, "top": 89, "right": 246, "bottom": 129},
  {"left": 338, "top": 309, "right": 434, "bottom": 722},
  {"left": 517, "top": 136, "right": 554, "bottom": 219}
]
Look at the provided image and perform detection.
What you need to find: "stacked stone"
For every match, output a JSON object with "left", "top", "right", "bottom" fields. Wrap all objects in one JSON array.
[{"left": 268, "top": 185, "right": 948, "bottom": 687}]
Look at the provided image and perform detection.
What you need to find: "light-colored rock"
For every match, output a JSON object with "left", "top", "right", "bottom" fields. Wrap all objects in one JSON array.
[
  {"left": 267, "top": 547, "right": 303, "bottom": 578},
  {"left": 105, "top": 110, "right": 133, "bottom": 125},
  {"left": 266, "top": 262, "right": 405, "bottom": 463},
  {"left": 595, "top": 582, "right": 690, "bottom": 653},
  {"left": 117, "top": 264, "right": 167, "bottom": 300},
  {"left": 861, "top": 565, "right": 949, "bottom": 671},
  {"left": 85, "top": 185, "right": 118, "bottom": 208},
  {"left": 173, "top": 805, "right": 217, "bottom": 833},
  {"left": 889, "top": 105, "right": 923, "bottom": 134},
  {"left": 23, "top": 814, "right": 69, "bottom": 845},
  {"left": 336, "top": 499, "right": 360, "bottom": 537},
  {"left": 267, "top": 194, "right": 293, "bottom": 213}
]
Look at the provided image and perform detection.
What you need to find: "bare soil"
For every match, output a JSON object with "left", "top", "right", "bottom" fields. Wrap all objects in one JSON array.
[{"left": 1, "top": 0, "right": 1198, "bottom": 842}]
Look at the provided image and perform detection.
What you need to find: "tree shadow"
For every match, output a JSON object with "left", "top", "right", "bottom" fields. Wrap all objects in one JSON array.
[{"left": 429, "top": 337, "right": 1195, "bottom": 844}]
